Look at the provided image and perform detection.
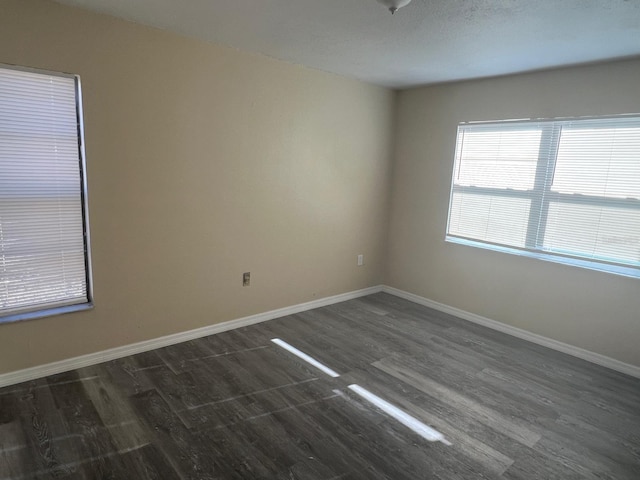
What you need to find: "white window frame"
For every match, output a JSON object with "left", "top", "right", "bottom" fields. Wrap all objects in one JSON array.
[
  {"left": 446, "top": 114, "right": 640, "bottom": 279},
  {"left": 0, "top": 63, "right": 93, "bottom": 323}
]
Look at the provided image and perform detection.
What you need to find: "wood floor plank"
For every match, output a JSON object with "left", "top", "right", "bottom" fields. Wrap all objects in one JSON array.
[
  {"left": 0, "top": 420, "right": 30, "bottom": 480},
  {"left": 371, "top": 357, "right": 542, "bottom": 448}
]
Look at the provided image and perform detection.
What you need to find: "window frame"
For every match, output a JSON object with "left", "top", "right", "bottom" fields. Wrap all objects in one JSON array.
[
  {"left": 0, "top": 63, "right": 94, "bottom": 324},
  {"left": 446, "top": 114, "right": 640, "bottom": 279}
]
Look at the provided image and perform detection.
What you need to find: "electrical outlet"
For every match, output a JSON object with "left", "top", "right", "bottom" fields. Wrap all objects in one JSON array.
[
  {"left": 357, "top": 254, "right": 364, "bottom": 266},
  {"left": 243, "top": 272, "right": 250, "bottom": 286}
]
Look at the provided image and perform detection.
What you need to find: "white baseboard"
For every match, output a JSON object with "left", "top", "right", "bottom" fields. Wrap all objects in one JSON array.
[
  {"left": 382, "top": 285, "right": 640, "bottom": 379},
  {"left": 0, "top": 285, "right": 383, "bottom": 388},
  {"left": 4, "top": 283, "right": 637, "bottom": 388}
]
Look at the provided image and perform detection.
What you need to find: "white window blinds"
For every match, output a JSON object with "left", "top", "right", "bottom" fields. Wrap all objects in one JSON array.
[
  {"left": 0, "top": 65, "right": 91, "bottom": 319},
  {"left": 446, "top": 116, "right": 640, "bottom": 276}
]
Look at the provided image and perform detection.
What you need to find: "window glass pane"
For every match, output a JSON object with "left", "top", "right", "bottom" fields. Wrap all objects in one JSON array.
[
  {"left": 553, "top": 126, "right": 640, "bottom": 199},
  {"left": 455, "top": 129, "right": 541, "bottom": 190},
  {"left": 544, "top": 202, "right": 640, "bottom": 266},
  {"left": 449, "top": 191, "right": 531, "bottom": 248}
]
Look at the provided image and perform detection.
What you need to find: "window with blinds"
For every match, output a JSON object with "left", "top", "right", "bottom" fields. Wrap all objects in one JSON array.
[
  {"left": 446, "top": 115, "right": 640, "bottom": 278},
  {"left": 0, "top": 64, "right": 92, "bottom": 322}
]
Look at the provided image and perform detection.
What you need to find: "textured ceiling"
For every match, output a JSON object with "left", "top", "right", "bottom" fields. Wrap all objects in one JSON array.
[{"left": 53, "top": 0, "right": 640, "bottom": 88}]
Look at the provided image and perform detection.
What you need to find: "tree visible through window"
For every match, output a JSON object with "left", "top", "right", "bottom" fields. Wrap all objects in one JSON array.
[
  {"left": 0, "top": 64, "right": 92, "bottom": 322},
  {"left": 446, "top": 115, "right": 640, "bottom": 277}
]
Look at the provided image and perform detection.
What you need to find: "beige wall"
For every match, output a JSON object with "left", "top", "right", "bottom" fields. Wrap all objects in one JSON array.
[
  {"left": 0, "top": 0, "right": 395, "bottom": 374},
  {"left": 387, "top": 58, "right": 640, "bottom": 367}
]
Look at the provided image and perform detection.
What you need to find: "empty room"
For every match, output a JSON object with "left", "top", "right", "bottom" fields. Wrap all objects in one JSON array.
[{"left": 1, "top": 0, "right": 639, "bottom": 478}]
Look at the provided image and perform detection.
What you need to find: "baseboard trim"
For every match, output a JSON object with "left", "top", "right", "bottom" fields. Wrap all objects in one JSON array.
[
  {"left": 5, "top": 283, "right": 637, "bottom": 387},
  {"left": 0, "top": 285, "right": 384, "bottom": 388},
  {"left": 382, "top": 285, "right": 640, "bottom": 379}
]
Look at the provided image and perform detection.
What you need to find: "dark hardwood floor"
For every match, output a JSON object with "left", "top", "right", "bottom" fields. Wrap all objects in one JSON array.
[{"left": 1, "top": 293, "right": 639, "bottom": 479}]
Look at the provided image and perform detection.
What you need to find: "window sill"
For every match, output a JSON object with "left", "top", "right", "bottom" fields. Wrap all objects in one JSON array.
[
  {"left": 0, "top": 303, "right": 94, "bottom": 325},
  {"left": 446, "top": 236, "right": 640, "bottom": 280}
]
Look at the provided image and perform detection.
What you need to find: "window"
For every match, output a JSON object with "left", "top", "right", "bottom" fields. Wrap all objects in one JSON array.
[
  {"left": 446, "top": 115, "right": 640, "bottom": 278},
  {"left": 0, "top": 64, "right": 92, "bottom": 322}
]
